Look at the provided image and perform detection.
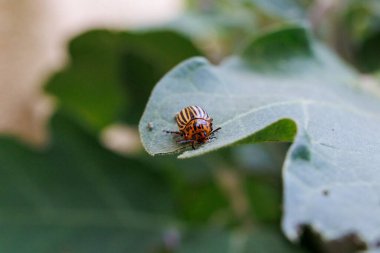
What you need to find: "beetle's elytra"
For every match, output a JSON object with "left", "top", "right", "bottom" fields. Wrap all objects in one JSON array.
[{"left": 164, "top": 105, "right": 221, "bottom": 149}]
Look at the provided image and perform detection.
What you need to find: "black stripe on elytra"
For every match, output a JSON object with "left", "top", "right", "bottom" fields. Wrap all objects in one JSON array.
[
  {"left": 189, "top": 106, "right": 198, "bottom": 119},
  {"left": 193, "top": 106, "right": 202, "bottom": 117},
  {"left": 185, "top": 107, "right": 192, "bottom": 119},
  {"left": 176, "top": 114, "right": 186, "bottom": 126},
  {"left": 180, "top": 110, "right": 188, "bottom": 122},
  {"left": 185, "top": 108, "right": 191, "bottom": 121}
]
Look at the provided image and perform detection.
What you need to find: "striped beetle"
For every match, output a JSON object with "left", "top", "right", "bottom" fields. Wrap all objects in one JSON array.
[{"left": 164, "top": 105, "right": 221, "bottom": 149}]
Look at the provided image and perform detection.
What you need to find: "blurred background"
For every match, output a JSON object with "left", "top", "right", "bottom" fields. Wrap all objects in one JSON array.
[{"left": 1, "top": 0, "right": 380, "bottom": 252}]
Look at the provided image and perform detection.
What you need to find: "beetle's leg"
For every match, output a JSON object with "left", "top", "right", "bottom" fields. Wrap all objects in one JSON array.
[
  {"left": 176, "top": 139, "right": 196, "bottom": 150},
  {"left": 210, "top": 127, "right": 221, "bottom": 135},
  {"left": 172, "top": 143, "right": 193, "bottom": 153},
  {"left": 163, "top": 130, "right": 182, "bottom": 136},
  {"left": 176, "top": 139, "right": 192, "bottom": 144}
]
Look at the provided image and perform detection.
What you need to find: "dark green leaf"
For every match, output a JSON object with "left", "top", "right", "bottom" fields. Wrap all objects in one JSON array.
[
  {"left": 46, "top": 29, "right": 201, "bottom": 132},
  {"left": 0, "top": 112, "right": 302, "bottom": 252},
  {"left": 0, "top": 112, "right": 176, "bottom": 252},
  {"left": 356, "top": 31, "right": 380, "bottom": 72},
  {"left": 179, "top": 226, "right": 306, "bottom": 253}
]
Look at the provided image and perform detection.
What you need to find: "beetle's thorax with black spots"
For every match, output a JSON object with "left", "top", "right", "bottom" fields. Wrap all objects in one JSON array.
[{"left": 182, "top": 118, "right": 212, "bottom": 143}]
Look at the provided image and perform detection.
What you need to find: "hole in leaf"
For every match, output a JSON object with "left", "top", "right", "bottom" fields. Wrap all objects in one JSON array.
[{"left": 299, "top": 225, "right": 367, "bottom": 253}]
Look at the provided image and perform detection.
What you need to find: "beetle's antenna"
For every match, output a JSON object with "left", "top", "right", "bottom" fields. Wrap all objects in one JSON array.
[
  {"left": 211, "top": 127, "right": 221, "bottom": 135},
  {"left": 163, "top": 130, "right": 182, "bottom": 135}
]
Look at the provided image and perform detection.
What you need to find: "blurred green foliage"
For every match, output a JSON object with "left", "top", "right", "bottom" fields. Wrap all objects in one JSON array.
[
  {"left": 46, "top": 30, "right": 201, "bottom": 132},
  {"left": 0, "top": 111, "right": 300, "bottom": 252}
]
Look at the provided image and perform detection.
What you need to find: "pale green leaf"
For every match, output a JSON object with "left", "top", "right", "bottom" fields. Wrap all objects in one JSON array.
[{"left": 139, "top": 26, "right": 380, "bottom": 250}]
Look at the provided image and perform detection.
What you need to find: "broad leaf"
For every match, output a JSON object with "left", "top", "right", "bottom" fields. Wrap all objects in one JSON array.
[{"left": 139, "top": 26, "right": 380, "bottom": 250}]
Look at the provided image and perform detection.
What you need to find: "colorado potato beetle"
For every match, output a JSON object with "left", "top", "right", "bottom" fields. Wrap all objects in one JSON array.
[{"left": 164, "top": 105, "right": 221, "bottom": 149}]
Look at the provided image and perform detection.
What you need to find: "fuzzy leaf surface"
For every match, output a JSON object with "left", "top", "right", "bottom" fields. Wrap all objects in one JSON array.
[{"left": 139, "top": 27, "right": 380, "bottom": 251}]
